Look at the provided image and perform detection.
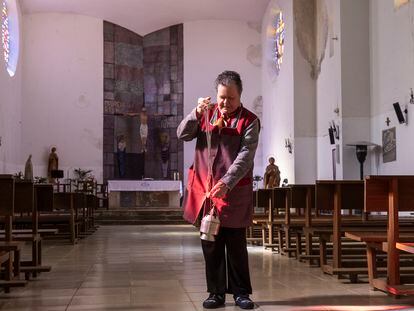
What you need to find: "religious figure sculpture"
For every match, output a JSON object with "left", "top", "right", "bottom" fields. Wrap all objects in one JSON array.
[
  {"left": 24, "top": 154, "right": 33, "bottom": 181},
  {"left": 140, "top": 107, "right": 148, "bottom": 153},
  {"left": 48, "top": 147, "right": 59, "bottom": 183},
  {"left": 263, "top": 157, "right": 281, "bottom": 188},
  {"left": 159, "top": 131, "right": 170, "bottom": 179},
  {"left": 117, "top": 135, "right": 127, "bottom": 178},
  {"left": 124, "top": 107, "right": 149, "bottom": 153}
]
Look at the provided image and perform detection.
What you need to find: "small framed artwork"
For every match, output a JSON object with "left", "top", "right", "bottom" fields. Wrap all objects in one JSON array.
[{"left": 382, "top": 127, "right": 396, "bottom": 163}]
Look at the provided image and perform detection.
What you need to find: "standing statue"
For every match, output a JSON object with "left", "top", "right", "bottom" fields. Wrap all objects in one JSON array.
[
  {"left": 159, "top": 131, "right": 170, "bottom": 179},
  {"left": 117, "top": 135, "right": 127, "bottom": 178},
  {"left": 263, "top": 157, "right": 281, "bottom": 188},
  {"left": 48, "top": 147, "right": 59, "bottom": 183},
  {"left": 24, "top": 154, "right": 33, "bottom": 181}
]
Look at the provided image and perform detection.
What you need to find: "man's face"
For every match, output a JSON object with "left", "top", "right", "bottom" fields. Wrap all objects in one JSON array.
[{"left": 216, "top": 83, "right": 241, "bottom": 116}]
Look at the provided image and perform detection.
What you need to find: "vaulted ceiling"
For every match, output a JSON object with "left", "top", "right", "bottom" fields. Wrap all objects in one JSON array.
[{"left": 20, "top": 0, "right": 270, "bottom": 35}]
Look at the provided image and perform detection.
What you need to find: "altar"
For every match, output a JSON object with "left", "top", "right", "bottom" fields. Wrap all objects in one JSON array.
[{"left": 107, "top": 180, "right": 182, "bottom": 208}]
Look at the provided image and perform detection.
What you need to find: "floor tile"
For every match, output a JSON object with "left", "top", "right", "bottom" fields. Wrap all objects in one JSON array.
[{"left": 0, "top": 225, "right": 413, "bottom": 311}]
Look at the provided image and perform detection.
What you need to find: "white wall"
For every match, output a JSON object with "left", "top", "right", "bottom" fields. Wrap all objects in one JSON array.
[
  {"left": 370, "top": 0, "right": 414, "bottom": 175},
  {"left": 316, "top": 0, "right": 371, "bottom": 181},
  {"left": 183, "top": 20, "right": 262, "bottom": 184},
  {"left": 0, "top": 0, "right": 22, "bottom": 174},
  {"left": 293, "top": 3, "right": 317, "bottom": 184},
  {"left": 316, "top": 0, "right": 342, "bottom": 180},
  {"left": 22, "top": 13, "right": 103, "bottom": 181},
  {"left": 261, "top": 0, "right": 295, "bottom": 184},
  {"left": 261, "top": 0, "right": 320, "bottom": 185},
  {"left": 340, "top": 0, "right": 371, "bottom": 180}
]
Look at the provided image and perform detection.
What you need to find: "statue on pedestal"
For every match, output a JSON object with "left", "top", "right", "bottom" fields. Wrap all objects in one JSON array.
[
  {"left": 117, "top": 135, "right": 127, "bottom": 178},
  {"left": 159, "top": 131, "right": 170, "bottom": 179},
  {"left": 24, "top": 154, "right": 33, "bottom": 181},
  {"left": 263, "top": 157, "right": 281, "bottom": 189},
  {"left": 48, "top": 147, "right": 59, "bottom": 183}
]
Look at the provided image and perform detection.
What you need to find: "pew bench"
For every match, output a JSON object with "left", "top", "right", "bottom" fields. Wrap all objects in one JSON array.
[
  {"left": 252, "top": 189, "right": 283, "bottom": 252},
  {"left": 278, "top": 185, "right": 315, "bottom": 258},
  {"left": 306, "top": 180, "right": 409, "bottom": 282},
  {"left": 350, "top": 176, "right": 414, "bottom": 297},
  {"left": 0, "top": 228, "right": 58, "bottom": 236},
  {"left": 345, "top": 231, "right": 414, "bottom": 292},
  {"left": 397, "top": 243, "right": 414, "bottom": 253},
  {"left": 0, "top": 175, "right": 28, "bottom": 292},
  {"left": 7, "top": 181, "right": 55, "bottom": 280}
]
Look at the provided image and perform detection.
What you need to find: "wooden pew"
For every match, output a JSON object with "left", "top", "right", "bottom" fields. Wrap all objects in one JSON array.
[
  {"left": 34, "top": 184, "right": 58, "bottom": 263},
  {"left": 74, "top": 192, "right": 97, "bottom": 236},
  {"left": 86, "top": 194, "right": 98, "bottom": 233},
  {"left": 47, "top": 192, "right": 80, "bottom": 244},
  {"left": 0, "top": 175, "right": 27, "bottom": 292},
  {"left": 252, "top": 189, "right": 285, "bottom": 252},
  {"left": 282, "top": 185, "right": 316, "bottom": 260},
  {"left": 311, "top": 180, "right": 384, "bottom": 282},
  {"left": 10, "top": 181, "right": 53, "bottom": 279},
  {"left": 252, "top": 189, "right": 273, "bottom": 248},
  {"left": 247, "top": 191, "right": 266, "bottom": 245},
  {"left": 278, "top": 185, "right": 316, "bottom": 258},
  {"left": 346, "top": 176, "right": 414, "bottom": 296}
]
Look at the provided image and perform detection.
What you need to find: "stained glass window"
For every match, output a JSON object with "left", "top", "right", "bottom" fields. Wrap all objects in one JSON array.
[
  {"left": 1, "top": 0, "right": 10, "bottom": 68},
  {"left": 271, "top": 11, "right": 285, "bottom": 76},
  {"left": 1, "top": 0, "right": 18, "bottom": 77}
]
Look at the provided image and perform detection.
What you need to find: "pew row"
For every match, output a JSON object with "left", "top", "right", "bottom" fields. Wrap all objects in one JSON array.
[
  {"left": 0, "top": 175, "right": 27, "bottom": 292},
  {"left": 346, "top": 176, "right": 414, "bottom": 296}
]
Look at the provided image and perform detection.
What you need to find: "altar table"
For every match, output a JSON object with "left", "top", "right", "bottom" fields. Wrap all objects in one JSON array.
[{"left": 108, "top": 180, "right": 182, "bottom": 208}]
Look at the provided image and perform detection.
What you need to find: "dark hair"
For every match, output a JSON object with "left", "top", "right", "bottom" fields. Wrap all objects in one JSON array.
[{"left": 215, "top": 70, "right": 243, "bottom": 95}]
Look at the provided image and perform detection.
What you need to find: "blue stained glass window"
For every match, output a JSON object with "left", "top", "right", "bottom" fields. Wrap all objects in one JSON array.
[
  {"left": 1, "top": 0, "right": 18, "bottom": 77},
  {"left": 1, "top": 0, "right": 9, "bottom": 66}
]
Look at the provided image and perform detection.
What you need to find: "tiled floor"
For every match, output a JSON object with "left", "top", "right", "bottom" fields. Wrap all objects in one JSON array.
[{"left": 1, "top": 225, "right": 414, "bottom": 310}]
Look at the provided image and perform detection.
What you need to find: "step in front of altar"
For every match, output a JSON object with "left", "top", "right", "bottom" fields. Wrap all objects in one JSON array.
[{"left": 95, "top": 208, "right": 186, "bottom": 225}]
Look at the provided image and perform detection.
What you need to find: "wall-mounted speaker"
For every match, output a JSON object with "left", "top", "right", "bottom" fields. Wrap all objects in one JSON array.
[
  {"left": 328, "top": 128, "right": 335, "bottom": 145},
  {"left": 393, "top": 102, "right": 407, "bottom": 124}
]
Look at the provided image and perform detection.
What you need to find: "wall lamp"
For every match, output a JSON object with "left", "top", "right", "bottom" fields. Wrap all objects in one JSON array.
[{"left": 285, "top": 138, "right": 292, "bottom": 154}]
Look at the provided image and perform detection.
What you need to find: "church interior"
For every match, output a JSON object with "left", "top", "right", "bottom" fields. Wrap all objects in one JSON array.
[{"left": 2, "top": 0, "right": 414, "bottom": 310}]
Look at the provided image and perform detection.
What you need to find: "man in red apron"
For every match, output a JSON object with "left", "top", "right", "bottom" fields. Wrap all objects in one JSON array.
[{"left": 177, "top": 71, "right": 260, "bottom": 309}]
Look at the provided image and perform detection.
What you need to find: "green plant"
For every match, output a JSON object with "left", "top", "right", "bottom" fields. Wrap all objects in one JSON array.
[
  {"left": 14, "top": 171, "right": 23, "bottom": 180},
  {"left": 34, "top": 176, "right": 48, "bottom": 184},
  {"left": 73, "top": 168, "right": 93, "bottom": 181}
]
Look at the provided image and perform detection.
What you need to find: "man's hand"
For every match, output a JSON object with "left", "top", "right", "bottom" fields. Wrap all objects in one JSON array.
[
  {"left": 196, "top": 96, "right": 212, "bottom": 118},
  {"left": 208, "top": 181, "right": 229, "bottom": 199}
]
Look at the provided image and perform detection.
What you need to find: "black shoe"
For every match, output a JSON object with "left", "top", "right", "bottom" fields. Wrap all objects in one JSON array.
[
  {"left": 234, "top": 294, "right": 254, "bottom": 309},
  {"left": 202, "top": 293, "right": 225, "bottom": 309}
]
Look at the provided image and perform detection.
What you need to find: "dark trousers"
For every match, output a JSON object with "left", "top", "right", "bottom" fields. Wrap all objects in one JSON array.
[{"left": 201, "top": 227, "right": 252, "bottom": 295}]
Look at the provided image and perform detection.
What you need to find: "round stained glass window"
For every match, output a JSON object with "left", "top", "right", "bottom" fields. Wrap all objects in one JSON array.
[{"left": 1, "top": 0, "right": 19, "bottom": 77}]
